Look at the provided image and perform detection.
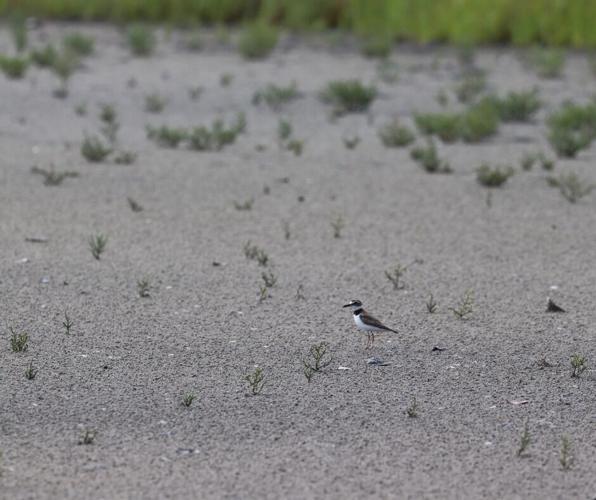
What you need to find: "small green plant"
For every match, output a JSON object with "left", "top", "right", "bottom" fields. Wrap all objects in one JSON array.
[
  {"left": 233, "top": 198, "right": 253, "bottom": 211},
  {"left": 146, "top": 125, "right": 187, "bottom": 148},
  {"left": 343, "top": 136, "right": 360, "bottom": 150},
  {"left": 537, "top": 152, "right": 555, "bottom": 171},
  {"left": 361, "top": 34, "right": 391, "bottom": 58},
  {"left": 303, "top": 342, "right": 332, "bottom": 373},
  {"left": 188, "top": 115, "right": 245, "bottom": 152},
  {"left": 529, "top": 47, "right": 565, "bottom": 78},
  {"left": 261, "top": 271, "right": 277, "bottom": 288},
  {"left": 188, "top": 86, "right": 203, "bottom": 100},
  {"left": 282, "top": 221, "right": 291, "bottom": 240},
  {"left": 379, "top": 119, "right": 415, "bottom": 147},
  {"left": 74, "top": 102, "right": 87, "bottom": 116},
  {"left": 182, "top": 393, "right": 195, "bottom": 407},
  {"left": 0, "top": 55, "right": 29, "bottom": 79},
  {"left": 426, "top": 293, "right": 438, "bottom": 313},
  {"left": 520, "top": 152, "right": 538, "bottom": 171},
  {"left": 30, "top": 44, "right": 58, "bottom": 67},
  {"left": 278, "top": 119, "right": 292, "bottom": 141},
  {"left": 243, "top": 241, "right": 269, "bottom": 266},
  {"left": 63, "top": 33, "right": 94, "bottom": 57},
  {"left": 63, "top": 312, "right": 73, "bottom": 335},
  {"left": 376, "top": 59, "right": 399, "bottom": 84},
  {"left": 385, "top": 263, "right": 406, "bottom": 290},
  {"left": 219, "top": 72, "right": 233, "bottom": 87},
  {"left": 78, "top": 429, "right": 96, "bottom": 445},
  {"left": 30, "top": 166, "right": 78, "bottom": 186},
  {"left": 9, "top": 12, "right": 27, "bottom": 52},
  {"left": 321, "top": 80, "right": 377, "bottom": 115},
  {"left": 99, "top": 103, "right": 119, "bottom": 145},
  {"left": 81, "top": 135, "right": 111, "bottom": 162},
  {"left": 127, "top": 24, "right": 156, "bottom": 56},
  {"left": 450, "top": 289, "right": 474, "bottom": 319},
  {"left": 331, "top": 215, "right": 345, "bottom": 238},
  {"left": 245, "top": 367, "right": 265, "bottom": 395},
  {"left": 492, "top": 89, "right": 541, "bottom": 122},
  {"left": 559, "top": 436, "right": 573, "bottom": 470},
  {"left": 238, "top": 22, "right": 278, "bottom": 60},
  {"left": 547, "top": 102, "right": 596, "bottom": 157},
  {"left": 303, "top": 364, "right": 315, "bottom": 383},
  {"left": 415, "top": 112, "right": 460, "bottom": 143},
  {"left": 286, "top": 139, "right": 303, "bottom": 156},
  {"left": 436, "top": 89, "right": 449, "bottom": 107},
  {"left": 410, "top": 140, "right": 452, "bottom": 173},
  {"left": 89, "top": 234, "right": 108, "bottom": 260},
  {"left": 185, "top": 32, "right": 203, "bottom": 51},
  {"left": 252, "top": 83, "right": 299, "bottom": 111},
  {"left": 546, "top": 173, "right": 595, "bottom": 203},
  {"left": 51, "top": 49, "right": 78, "bottom": 98},
  {"left": 406, "top": 397, "right": 418, "bottom": 418},
  {"left": 114, "top": 151, "right": 137, "bottom": 165},
  {"left": 517, "top": 419, "right": 531, "bottom": 457},
  {"left": 570, "top": 354, "right": 587, "bottom": 378},
  {"left": 476, "top": 164, "right": 515, "bottom": 187},
  {"left": 9, "top": 328, "right": 29, "bottom": 352},
  {"left": 127, "top": 197, "right": 144, "bottom": 212},
  {"left": 25, "top": 361, "right": 38, "bottom": 380},
  {"left": 258, "top": 284, "right": 269, "bottom": 303},
  {"left": 454, "top": 71, "right": 486, "bottom": 103},
  {"left": 145, "top": 93, "right": 166, "bottom": 113},
  {"left": 137, "top": 278, "right": 151, "bottom": 298}
]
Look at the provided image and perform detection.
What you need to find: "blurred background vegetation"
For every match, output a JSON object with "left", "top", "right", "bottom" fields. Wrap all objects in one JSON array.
[{"left": 1, "top": 0, "right": 596, "bottom": 47}]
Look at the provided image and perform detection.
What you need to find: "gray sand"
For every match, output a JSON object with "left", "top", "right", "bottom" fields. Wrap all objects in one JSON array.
[{"left": 1, "top": 23, "right": 595, "bottom": 499}]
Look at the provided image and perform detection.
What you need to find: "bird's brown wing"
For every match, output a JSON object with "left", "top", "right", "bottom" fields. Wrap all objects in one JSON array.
[{"left": 361, "top": 310, "right": 397, "bottom": 333}]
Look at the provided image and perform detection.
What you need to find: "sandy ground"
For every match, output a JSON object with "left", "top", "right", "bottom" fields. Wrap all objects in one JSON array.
[{"left": 1, "top": 23, "right": 596, "bottom": 500}]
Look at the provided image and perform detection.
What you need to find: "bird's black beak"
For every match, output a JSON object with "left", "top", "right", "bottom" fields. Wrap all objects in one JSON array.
[{"left": 342, "top": 303, "right": 352, "bottom": 308}]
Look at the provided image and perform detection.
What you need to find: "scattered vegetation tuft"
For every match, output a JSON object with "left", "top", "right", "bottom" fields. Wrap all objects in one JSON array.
[
  {"left": 243, "top": 241, "right": 269, "bottom": 266},
  {"left": 78, "top": 429, "right": 96, "bottom": 445},
  {"left": 25, "top": 361, "right": 38, "bottom": 380},
  {"left": 379, "top": 119, "right": 415, "bottom": 148},
  {"left": 450, "top": 289, "right": 474, "bottom": 319},
  {"left": 89, "top": 234, "right": 108, "bottom": 260},
  {"left": 146, "top": 125, "right": 187, "bottom": 148},
  {"left": 127, "top": 197, "right": 144, "bottom": 212},
  {"left": 0, "top": 55, "right": 29, "bottom": 79},
  {"left": 10, "top": 328, "right": 29, "bottom": 352},
  {"left": 238, "top": 22, "right": 278, "bottom": 60},
  {"left": 546, "top": 173, "right": 595, "bottom": 203},
  {"left": 529, "top": 47, "right": 565, "bottom": 78},
  {"left": 31, "top": 166, "right": 79, "bottom": 186},
  {"left": 63, "top": 32, "right": 94, "bottom": 57},
  {"left": 252, "top": 83, "right": 299, "bottom": 111},
  {"left": 321, "top": 80, "right": 377, "bottom": 115},
  {"left": 516, "top": 419, "right": 531, "bottom": 457},
  {"left": 144, "top": 93, "right": 166, "bottom": 113},
  {"left": 476, "top": 163, "right": 515, "bottom": 187},
  {"left": 570, "top": 354, "right": 587, "bottom": 378},
  {"left": 410, "top": 140, "right": 452, "bottom": 173},
  {"left": 454, "top": 70, "right": 486, "bottom": 103},
  {"left": 331, "top": 215, "right": 345, "bottom": 238},
  {"left": 559, "top": 436, "right": 573, "bottom": 470},
  {"left": 426, "top": 293, "right": 438, "bottom": 313},
  {"left": 547, "top": 101, "right": 596, "bottom": 157},
  {"left": 491, "top": 89, "right": 541, "bottom": 122},
  {"left": 385, "top": 262, "right": 406, "bottom": 290},
  {"left": 126, "top": 24, "right": 156, "bottom": 56},
  {"left": 406, "top": 397, "right": 419, "bottom": 418},
  {"left": 81, "top": 135, "right": 112, "bottom": 162},
  {"left": 245, "top": 367, "right": 265, "bottom": 395},
  {"left": 137, "top": 278, "right": 151, "bottom": 298},
  {"left": 182, "top": 393, "right": 195, "bottom": 407},
  {"left": 63, "top": 312, "right": 73, "bottom": 335}
]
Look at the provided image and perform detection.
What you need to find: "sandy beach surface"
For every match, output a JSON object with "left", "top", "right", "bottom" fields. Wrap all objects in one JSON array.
[{"left": 1, "top": 23, "right": 595, "bottom": 499}]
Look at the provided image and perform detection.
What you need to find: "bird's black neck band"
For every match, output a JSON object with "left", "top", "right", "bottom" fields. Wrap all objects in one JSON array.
[{"left": 353, "top": 308, "right": 363, "bottom": 315}]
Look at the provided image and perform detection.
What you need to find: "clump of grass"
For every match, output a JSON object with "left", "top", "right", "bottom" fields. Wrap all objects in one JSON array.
[
  {"left": 113, "top": 151, "right": 137, "bottom": 165},
  {"left": 406, "top": 397, "right": 418, "bottom": 418},
  {"left": 376, "top": 59, "right": 399, "bottom": 84},
  {"left": 258, "top": 284, "right": 269, "bottom": 303},
  {"left": 89, "top": 234, "right": 108, "bottom": 260},
  {"left": 188, "top": 86, "right": 203, "bottom": 100},
  {"left": 361, "top": 34, "right": 392, "bottom": 58},
  {"left": 410, "top": 140, "right": 452, "bottom": 173},
  {"left": 137, "top": 278, "right": 151, "bottom": 298},
  {"left": 51, "top": 49, "right": 78, "bottom": 98},
  {"left": 9, "top": 328, "right": 29, "bottom": 352},
  {"left": 286, "top": 139, "right": 303, "bottom": 156},
  {"left": 243, "top": 241, "right": 269, "bottom": 267},
  {"left": 31, "top": 166, "right": 79, "bottom": 186},
  {"left": 529, "top": 47, "right": 565, "bottom": 78},
  {"left": 63, "top": 312, "right": 73, "bottom": 335},
  {"left": 252, "top": 82, "right": 299, "bottom": 111},
  {"left": 520, "top": 152, "right": 538, "bottom": 171},
  {"left": 245, "top": 367, "right": 265, "bottom": 395},
  {"left": 9, "top": 12, "right": 27, "bottom": 52},
  {"left": 321, "top": 80, "right": 377, "bottom": 115},
  {"left": 516, "top": 419, "right": 531, "bottom": 457},
  {"left": 331, "top": 215, "right": 345, "bottom": 238},
  {"left": 491, "top": 89, "right": 541, "bottom": 122},
  {"left": 188, "top": 113, "right": 246, "bottom": 152},
  {"left": 454, "top": 71, "right": 486, "bottom": 103},
  {"left": 81, "top": 135, "right": 111, "bottom": 162},
  {"left": 238, "top": 22, "right": 278, "bottom": 60},
  {"left": 343, "top": 136, "right": 360, "bottom": 150},
  {"left": 385, "top": 263, "right": 406, "bottom": 290},
  {"left": 538, "top": 152, "right": 555, "bottom": 171},
  {"left": 25, "top": 361, "right": 38, "bottom": 380},
  {"left": 0, "top": 55, "right": 29, "bottom": 79},
  {"left": 426, "top": 294, "right": 438, "bottom": 313},
  {"left": 63, "top": 32, "right": 94, "bottom": 57},
  {"left": 127, "top": 24, "right": 156, "bottom": 56},
  {"left": 476, "top": 164, "right": 515, "bottom": 187},
  {"left": 546, "top": 173, "right": 595, "bottom": 203},
  {"left": 127, "top": 197, "right": 143, "bottom": 212},
  {"left": 30, "top": 44, "right": 58, "bottom": 67},
  {"left": 219, "top": 73, "right": 233, "bottom": 87},
  {"left": 547, "top": 101, "right": 596, "bottom": 157},
  {"left": 144, "top": 93, "right": 166, "bottom": 113},
  {"left": 278, "top": 119, "right": 292, "bottom": 141},
  {"left": 414, "top": 112, "right": 460, "bottom": 143},
  {"left": 303, "top": 342, "right": 332, "bottom": 379},
  {"left": 146, "top": 125, "right": 188, "bottom": 148},
  {"left": 560, "top": 436, "right": 573, "bottom": 470},
  {"left": 182, "top": 393, "right": 195, "bottom": 407},
  {"left": 570, "top": 354, "right": 587, "bottom": 378},
  {"left": 261, "top": 271, "right": 277, "bottom": 288},
  {"left": 99, "top": 103, "right": 119, "bottom": 145},
  {"left": 185, "top": 32, "right": 202, "bottom": 52},
  {"left": 450, "top": 289, "right": 474, "bottom": 319},
  {"left": 233, "top": 198, "right": 254, "bottom": 211},
  {"left": 379, "top": 119, "right": 415, "bottom": 147},
  {"left": 78, "top": 429, "right": 96, "bottom": 445}
]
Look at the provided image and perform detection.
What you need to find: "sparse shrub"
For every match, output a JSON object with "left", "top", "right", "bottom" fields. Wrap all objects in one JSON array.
[
  {"left": 406, "top": 397, "right": 418, "bottom": 418},
  {"left": 63, "top": 33, "right": 94, "bottom": 57},
  {"left": 243, "top": 241, "right": 269, "bottom": 266},
  {"left": 146, "top": 125, "right": 187, "bottom": 148},
  {"left": 476, "top": 164, "right": 515, "bottom": 187},
  {"left": 182, "top": 393, "right": 195, "bottom": 407},
  {"left": 78, "top": 429, "right": 96, "bottom": 445},
  {"left": 145, "top": 93, "right": 166, "bottom": 113},
  {"left": 252, "top": 83, "right": 299, "bottom": 111},
  {"left": 51, "top": 49, "right": 78, "bottom": 98},
  {"left": 63, "top": 312, "right": 73, "bottom": 335},
  {"left": 245, "top": 367, "right": 265, "bottom": 395},
  {"left": 114, "top": 151, "right": 137, "bottom": 165},
  {"left": 188, "top": 114, "right": 245, "bottom": 151},
  {"left": 31, "top": 166, "right": 79, "bottom": 186},
  {"left": 321, "top": 80, "right": 377, "bottom": 115},
  {"left": 546, "top": 173, "right": 595, "bottom": 203},
  {"left": 99, "top": 103, "right": 119, "bottom": 145},
  {"left": 331, "top": 215, "right": 345, "bottom": 238},
  {"left": 426, "top": 294, "right": 438, "bottom": 313},
  {"left": 219, "top": 73, "right": 233, "bottom": 87},
  {"left": 361, "top": 34, "right": 391, "bottom": 58},
  {"left": 9, "top": 13, "right": 27, "bottom": 52},
  {"left": 415, "top": 112, "right": 460, "bottom": 143},
  {"left": 286, "top": 139, "right": 303, "bottom": 156},
  {"left": 520, "top": 152, "right": 538, "bottom": 171},
  {"left": 385, "top": 263, "right": 406, "bottom": 289},
  {"left": 343, "top": 136, "right": 360, "bottom": 150},
  {"left": 410, "top": 140, "right": 452, "bottom": 173},
  {"left": 127, "top": 197, "right": 143, "bottom": 212},
  {"left": 233, "top": 199, "right": 254, "bottom": 211},
  {"left": 492, "top": 89, "right": 541, "bottom": 122},
  {"left": 81, "top": 135, "right": 111, "bottom": 162},
  {"left": 570, "top": 354, "right": 587, "bottom": 378},
  {"left": 127, "top": 24, "right": 156, "bottom": 56},
  {"left": 261, "top": 271, "right": 277, "bottom": 288},
  {"left": 303, "top": 342, "right": 332, "bottom": 377},
  {"left": 517, "top": 420, "right": 531, "bottom": 457},
  {"left": 547, "top": 102, "right": 596, "bottom": 157},
  {"left": 25, "top": 361, "right": 38, "bottom": 380},
  {"left": 529, "top": 47, "right": 565, "bottom": 78},
  {"left": 454, "top": 71, "right": 486, "bottom": 103},
  {"left": 31, "top": 44, "right": 58, "bottom": 67},
  {"left": 0, "top": 55, "right": 29, "bottom": 79},
  {"left": 450, "top": 289, "right": 474, "bottom": 319},
  {"left": 538, "top": 152, "right": 555, "bottom": 171},
  {"left": 379, "top": 119, "right": 415, "bottom": 147},
  {"left": 238, "top": 22, "right": 278, "bottom": 60},
  {"left": 559, "top": 436, "right": 573, "bottom": 470},
  {"left": 89, "top": 234, "right": 108, "bottom": 260},
  {"left": 278, "top": 119, "right": 292, "bottom": 141},
  {"left": 9, "top": 328, "right": 28, "bottom": 352},
  {"left": 137, "top": 278, "right": 151, "bottom": 298}
]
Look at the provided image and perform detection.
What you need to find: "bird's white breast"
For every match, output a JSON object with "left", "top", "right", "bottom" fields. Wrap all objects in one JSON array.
[{"left": 354, "top": 313, "right": 378, "bottom": 331}]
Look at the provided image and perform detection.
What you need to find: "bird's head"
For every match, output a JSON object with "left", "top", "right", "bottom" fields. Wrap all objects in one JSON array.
[{"left": 343, "top": 299, "right": 362, "bottom": 310}]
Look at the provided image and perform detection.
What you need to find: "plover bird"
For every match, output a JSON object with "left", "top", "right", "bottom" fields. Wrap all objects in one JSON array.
[{"left": 343, "top": 299, "right": 397, "bottom": 349}]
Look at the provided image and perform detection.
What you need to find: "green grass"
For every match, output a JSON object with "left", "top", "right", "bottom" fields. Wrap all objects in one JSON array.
[
  {"left": 476, "top": 163, "right": 515, "bottom": 187},
  {"left": 547, "top": 101, "right": 596, "bottom": 157},
  {"left": 30, "top": 44, "right": 58, "bottom": 67},
  {"left": 127, "top": 24, "right": 156, "bottom": 56},
  {"left": 491, "top": 89, "right": 541, "bottom": 122},
  {"left": 238, "top": 22, "right": 278, "bottom": 60},
  {"left": 252, "top": 83, "right": 299, "bottom": 111},
  {"left": 379, "top": 119, "right": 415, "bottom": 147},
  {"left": 410, "top": 140, "right": 452, "bottom": 174},
  {"left": 321, "top": 80, "right": 376, "bottom": 115},
  {"left": 0, "top": 55, "right": 29, "bottom": 79},
  {"left": 63, "top": 32, "right": 94, "bottom": 56},
  {"left": 6, "top": 2, "right": 596, "bottom": 47},
  {"left": 528, "top": 47, "right": 565, "bottom": 78}
]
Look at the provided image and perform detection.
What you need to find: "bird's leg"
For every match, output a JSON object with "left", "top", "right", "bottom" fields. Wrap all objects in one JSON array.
[
  {"left": 371, "top": 332, "right": 375, "bottom": 348},
  {"left": 365, "top": 332, "right": 371, "bottom": 350}
]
